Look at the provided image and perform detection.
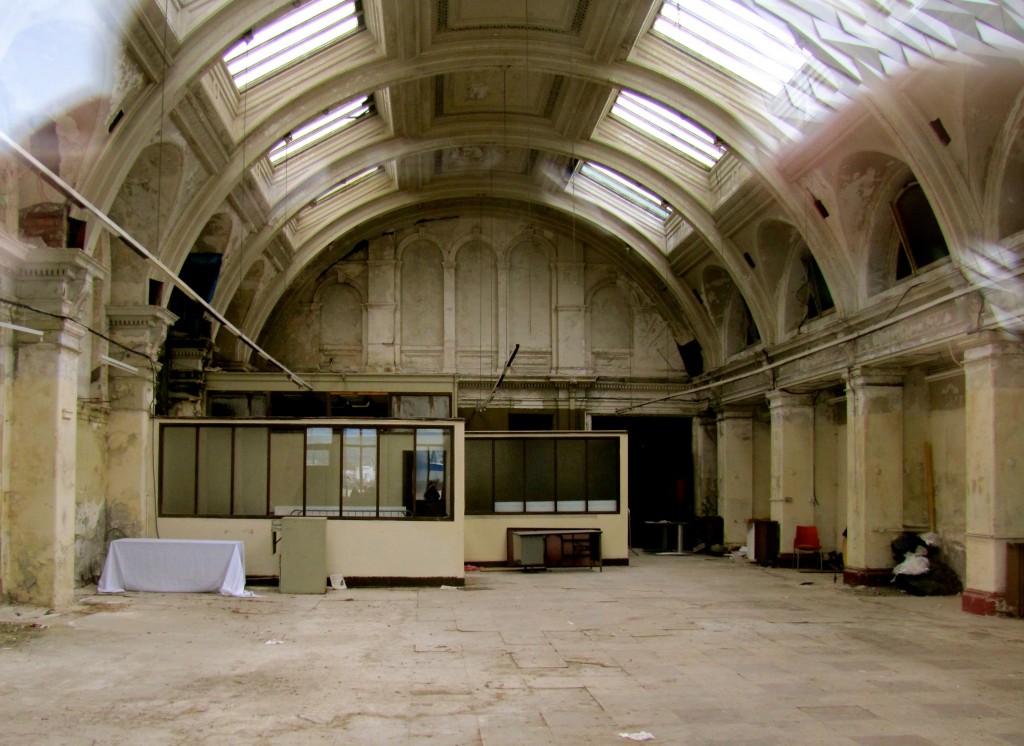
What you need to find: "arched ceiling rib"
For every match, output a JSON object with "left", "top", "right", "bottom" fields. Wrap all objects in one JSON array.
[{"left": 50, "top": 0, "right": 1024, "bottom": 366}]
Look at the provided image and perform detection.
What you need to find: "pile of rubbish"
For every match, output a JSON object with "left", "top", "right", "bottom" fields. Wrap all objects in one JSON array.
[{"left": 891, "top": 531, "right": 963, "bottom": 596}]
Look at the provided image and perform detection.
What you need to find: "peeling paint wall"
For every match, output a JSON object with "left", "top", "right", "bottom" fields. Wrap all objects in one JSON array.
[{"left": 75, "top": 408, "right": 107, "bottom": 585}]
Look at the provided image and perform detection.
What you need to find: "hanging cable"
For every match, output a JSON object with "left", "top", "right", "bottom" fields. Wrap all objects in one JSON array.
[{"left": 0, "top": 130, "right": 314, "bottom": 390}]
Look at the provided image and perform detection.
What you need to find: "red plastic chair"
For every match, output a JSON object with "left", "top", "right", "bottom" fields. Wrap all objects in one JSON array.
[{"left": 793, "top": 525, "right": 822, "bottom": 570}]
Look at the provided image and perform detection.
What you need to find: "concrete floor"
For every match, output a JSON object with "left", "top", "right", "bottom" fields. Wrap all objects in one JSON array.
[{"left": 1, "top": 553, "right": 1023, "bottom": 745}]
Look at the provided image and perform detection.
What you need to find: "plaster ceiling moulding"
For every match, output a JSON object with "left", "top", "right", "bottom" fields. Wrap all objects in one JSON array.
[
  {"left": 435, "top": 145, "right": 534, "bottom": 176},
  {"left": 435, "top": 70, "right": 559, "bottom": 119},
  {"left": 436, "top": 0, "right": 587, "bottom": 34}
]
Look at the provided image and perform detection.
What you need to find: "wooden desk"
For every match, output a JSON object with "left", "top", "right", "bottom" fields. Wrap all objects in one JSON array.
[{"left": 508, "top": 529, "right": 603, "bottom": 571}]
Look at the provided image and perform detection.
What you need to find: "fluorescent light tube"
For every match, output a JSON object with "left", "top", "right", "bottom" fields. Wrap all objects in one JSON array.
[
  {"left": 100, "top": 354, "right": 139, "bottom": 374},
  {"left": 0, "top": 320, "right": 44, "bottom": 336}
]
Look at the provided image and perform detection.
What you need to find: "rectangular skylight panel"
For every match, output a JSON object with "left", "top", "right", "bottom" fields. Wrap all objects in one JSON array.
[
  {"left": 655, "top": 0, "right": 809, "bottom": 95},
  {"left": 579, "top": 162, "right": 671, "bottom": 221},
  {"left": 224, "top": 0, "right": 360, "bottom": 90},
  {"left": 612, "top": 92, "right": 724, "bottom": 168},
  {"left": 314, "top": 166, "right": 382, "bottom": 204},
  {"left": 268, "top": 95, "right": 372, "bottom": 165}
]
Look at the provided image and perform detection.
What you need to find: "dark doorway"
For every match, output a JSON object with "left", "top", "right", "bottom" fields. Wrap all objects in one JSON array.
[{"left": 591, "top": 416, "right": 693, "bottom": 549}]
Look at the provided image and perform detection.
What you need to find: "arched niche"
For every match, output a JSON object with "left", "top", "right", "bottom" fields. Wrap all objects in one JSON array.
[
  {"left": 316, "top": 280, "right": 364, "bottom": 372},
  {"left": 836, "top": 150, "right": 912, "bottom": 297},
  {"left": 760, "top": 220, "right": 836, "bottom": 332},
  {"left": 507, "top": 237, "right": 553, "bottom": 365},
  {"left": 454, "top": 239, "right": 497, "bottom": 371},
  {"left": 398, "top": 238, "right": 444, "bottom": 368},
  {"left": 723, "top": 293, "right": 760, "bottom": 357},
  {"left": 588, "top": 281, "right": 632, "bottom": 373}
]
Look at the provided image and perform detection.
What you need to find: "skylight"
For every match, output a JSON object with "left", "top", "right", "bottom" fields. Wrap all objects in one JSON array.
[
  {"left": 653, "top": 0, "right": 810, "bottom": 96},
  {"left": 611, "top": 91, "right": 725, "bottom": 169},
  {"left": 268, "top": 95, "right": 373, "bottom": 166},
  {"left": 312, "top": 166, "right": 382, "bottom": 205},
  {"left": 578, "top": 162, "right": 671, "bottom": 221},
  {"left": 223, "top": 0, "right": 362, "bottom": 91}
]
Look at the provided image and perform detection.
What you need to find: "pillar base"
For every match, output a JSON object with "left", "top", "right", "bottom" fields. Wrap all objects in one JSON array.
[
  {"left": 843, "top": 567, "right": 892, "bottom": 587},
  {"left": 961, "top": 588, "right": 1004, "bottom": 616}
]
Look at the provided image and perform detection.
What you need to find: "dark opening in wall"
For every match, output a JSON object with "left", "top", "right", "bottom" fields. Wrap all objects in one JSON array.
[
  {"left": 149, "top": 280, "right": 164, "bottom": 306},
  {"left": 66, "top": 217, "right": 86, "bottom": 249},
  {"left": 508, "top": 413, "right": 554, "bottom": 431},
  {"left": 167, "top": 252, "right": 223, "bottom": 338},
  {"left": 800, "top": 253, "right": 835, "bottom": 321},
  {"left": 678, "top": 339, "right": 704, "bottom": 376},
  {"left": 891, "top": 182, "right": 949, "bottom": 280}
]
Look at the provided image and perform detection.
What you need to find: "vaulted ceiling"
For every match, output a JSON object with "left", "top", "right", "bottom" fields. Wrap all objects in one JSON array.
[{"left": 3, "top": 0, "right": 1023, "bottom": 372}]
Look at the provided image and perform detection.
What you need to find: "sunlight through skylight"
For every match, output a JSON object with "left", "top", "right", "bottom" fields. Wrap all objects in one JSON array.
[
  {"left": 611, "top": 91, "right": 725, "bottom": 169},
  {"left": 224, "top": 0, "right": 362, "bottom": 91},
  {"left": 312, "top": 166, "right": 382, "bottom": 205},
  {"left": 653, "top": 0, "right": 810, "bottom": 96},
  {"left": 578, "top": 162, "right": 672, "bottom": 222},
  {"left": 268, "top": 95, "right": 374, "bottom": 166}
]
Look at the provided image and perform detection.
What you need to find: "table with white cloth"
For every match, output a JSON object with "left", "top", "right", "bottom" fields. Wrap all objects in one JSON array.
[{"left": 98, "top": 538, "right": 252, "bottom": 597}]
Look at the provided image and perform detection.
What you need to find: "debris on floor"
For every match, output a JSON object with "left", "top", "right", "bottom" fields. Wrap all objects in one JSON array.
[
  {"left": 890, "top": 531, "right": 963, "bottom": 596},
  {"left": 619, "top": 731, "right": 655, "bottom": 741}
]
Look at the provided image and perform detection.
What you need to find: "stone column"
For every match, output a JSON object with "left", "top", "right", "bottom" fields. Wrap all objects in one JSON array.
[
  {"left": 844, "top": 367, "right": 904, "bottom": 584},
  {"left": 717, "top": 408, "right": 754, "bottom": 545},
  {"left": 106, "top": 306, "right": 175, "bottom": 540},
  {"left": 5, "top": 249, "right": 105, "bottom": 607},
  {"left": 366, "top": 236, "right": 396, "bottom": 371},
  {"left": 961, "top": 336, "right": 1024, "bottom": 614},
  {"left": 767, "top": 391, "right": 816, "bottom": 558}
]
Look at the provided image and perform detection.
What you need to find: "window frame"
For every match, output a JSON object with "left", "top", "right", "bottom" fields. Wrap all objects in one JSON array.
[{"left": 158, "top": 421, "right": 455, "bottom": 521}]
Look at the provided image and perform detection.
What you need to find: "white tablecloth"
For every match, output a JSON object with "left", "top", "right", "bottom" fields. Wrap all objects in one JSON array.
[{"left": 98, "top": 539, "right": 251, "bottom": 597}]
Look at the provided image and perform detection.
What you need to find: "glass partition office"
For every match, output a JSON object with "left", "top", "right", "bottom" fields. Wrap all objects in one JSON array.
[
  {"left": 465, "top": 435, "right": 620, "bottom": 515},
  {"left": 160, "top": 421, "right": 453, "bottom": 519}
]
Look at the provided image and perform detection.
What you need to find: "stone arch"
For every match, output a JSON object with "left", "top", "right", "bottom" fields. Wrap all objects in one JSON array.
[
  {"left": 836, "top": 150, "right": 915, "bottom": 298},
  {"left": 997, "top": 123, "right": 1024, "bottom": 240},
  {"left": 193, "top": 212, "right": 234, "bottom": 255},
  {"left": 700, "top": 264, "right": 736, "bottom": 356},
  {"left": 107, "top": 141, "right": 185, "bottom": 305}
]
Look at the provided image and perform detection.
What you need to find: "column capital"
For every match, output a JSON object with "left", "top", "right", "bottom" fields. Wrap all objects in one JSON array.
[
  {"left": 16, "top": 248, "right": 107, "bottom": 318},
  {"left": 844, "top": 366, "right": 904, "bottom": 390},
  {"left": 107, "top": 305, "right": 177, "bottom": 360},
  {"left": 961, "top": 331, "right": 1024, "bottom": 366},
  {"left": 716, "top": 405, "right": 755, "bottom": 422},
  {"left": 766, "top": 389, "right": 813, "bottom": 410}
]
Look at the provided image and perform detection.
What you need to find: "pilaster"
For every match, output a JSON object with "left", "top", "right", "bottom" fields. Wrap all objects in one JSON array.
[
  {"left": 767, "top": 390, "right": 816, "bottom": 558},
  {"left": 691, "top": 412, "right": 717, "bottom": 519},
  {"left": 106, "top": 305, "right": 175, "bottom": 540},
  {"left": 5, "top": 249, "right": 105, "bottom": 607},
  {"left": 961, "top": 335, "right": 1024, "bottom": 614},
  {"left": 717, "top": 407, "right": 754, "bottom": 544},
  {"left": 844, "top": 367, "right": 904, "bottom": 585}
]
